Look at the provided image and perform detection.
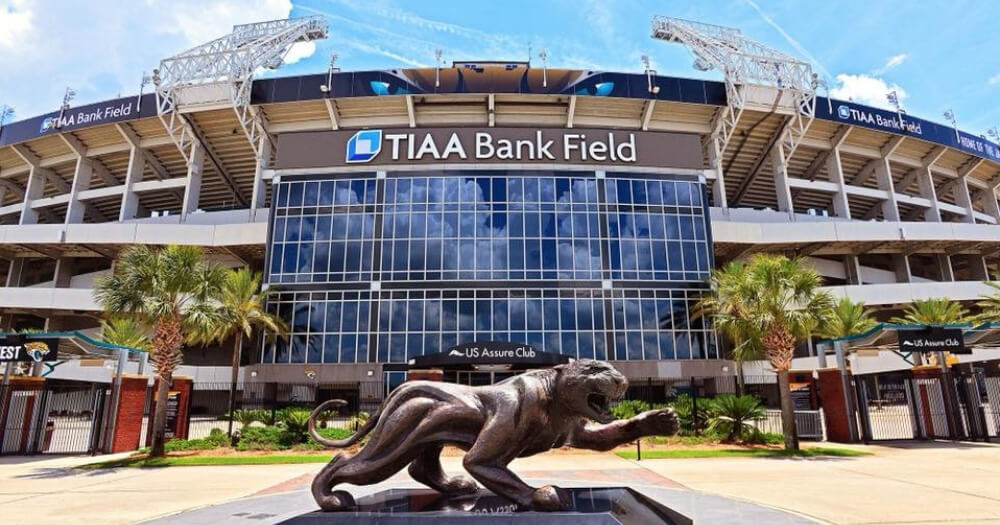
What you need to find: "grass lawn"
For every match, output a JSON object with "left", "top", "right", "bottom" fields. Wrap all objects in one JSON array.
[
  {"left": 81, "top": 454, "right": 336, "bottom": 468},
  {"left": 615, "top": 447, "right": 869, "bottom": 460}
]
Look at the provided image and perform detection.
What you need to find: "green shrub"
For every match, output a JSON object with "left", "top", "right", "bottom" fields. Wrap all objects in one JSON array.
[
  {"left": 236, "top": 425, "right": 286, "bottom": 451},
  {"left": 744, "top": 431, "right": 784, "bottom": 445},
  {"left": 611, "top": 400, "right": 652, "bottom": 420},
  {"left": 669, "top": 395, "right": 715, "bottom": 433},
  {"left": 276, "top": 408, "right": 312, "bottom": 444},
  {"left": 231, "top": 409, "right": 262, "bottom": 428},
  {"left": 164, "top": 428, "right": 230, "bottom": 452},
  {"left": 706, "top": 394, "right": 766, "bottom": 442}
]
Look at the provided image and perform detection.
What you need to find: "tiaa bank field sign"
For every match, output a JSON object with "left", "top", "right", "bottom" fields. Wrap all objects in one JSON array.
[{"left": 275, "top": 128, "right": 704, "bottom": 170}]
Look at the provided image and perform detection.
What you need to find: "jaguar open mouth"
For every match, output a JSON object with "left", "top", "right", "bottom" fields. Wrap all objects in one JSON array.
[{"left": 587, "top": 392, "right": 612, "bottom": 421}]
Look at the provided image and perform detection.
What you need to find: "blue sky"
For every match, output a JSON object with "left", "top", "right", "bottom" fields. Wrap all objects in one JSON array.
[{"left": 1, "top": 0, "right": 998, "bottom": 137}]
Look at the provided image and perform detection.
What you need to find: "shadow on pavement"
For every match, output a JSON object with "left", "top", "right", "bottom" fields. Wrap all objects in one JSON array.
[
  {"left": 864, "top": 439, "right": 999, "bottom": 450},
  {"left": 13, "top": 466, "right": 117, "bottom": 479}
]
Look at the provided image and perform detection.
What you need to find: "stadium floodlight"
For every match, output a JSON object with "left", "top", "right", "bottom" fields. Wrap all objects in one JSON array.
[
  {"left": 642, "top": 54, "right": 659, "bottom": 94},
  {"left": 55, "top": 87, "right": 76, "bottom": 130},
  {"left": 435, "top": 48, "right": 443, "bottom": 88},
  {"left": 155, "top": 15, "right": 329, "bottom": 163},
  {"left": 137, "top": 72, "right": 152, "bottom": 111},
  {"left": 651, "top": 16, "right": 817, "bottom": 178},
  {"left": 987, "top": 127, "right": 999, "bottom": 142},
  {"left": 0, "top": 105, "right": 13, "bottom": 128},
  {"left": 943, "top": 109, "right": 959, "bottom": 141},
  {"left": 321, "top": 52, "right": 339, "bottom": 94},
  {"left": 815, "top": 77, "right": 832, "bottom": 114},
  {"left": 539, "top": 49, "right": 548, "bottom": 87}
]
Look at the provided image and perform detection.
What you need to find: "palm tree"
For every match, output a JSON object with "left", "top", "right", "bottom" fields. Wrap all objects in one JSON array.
[
  {"left": 696, "top": 254, "right": 833, "bottom": 450},
  {"left": 189, "top": 268, "right": 287, "bottom": 436},
  {"left": 100, "top": 317, "right": 152, "bottom": 352},
  {"left": 707, "top": 394, "right": 766, "bottom": 442},
  {"left": 95, "top": 245, "right": 226, "bottom": 457},
  {"left": 975, "top": 282, "right": 1000, "bottom": 323},
  {"left": 817, "top": 297, "right": 878, "bottom": 340},
  {"left": 692, "top": 260, "right": 764, "bottom": 394},
  {"left": 890, "top": 298, "right": 970, "bottom": 325}
]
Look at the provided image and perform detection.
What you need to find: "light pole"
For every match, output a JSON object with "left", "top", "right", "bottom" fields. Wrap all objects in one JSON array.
[
  {"left": 434, "top": 48, "right": 443, "bottom": 89},
  {"left": 642, "top": 54, "right": 659, "bottom": 94},
  {"left": 987, "top": 127, "right": 998, "bottom": 143},
  {"left": 137, "top": 72, "right": 151, "bottom": 111},
  {"left": 886, "top": 90, "right": 905, "bottom": 128},
  {"left": 539, "top": 49, "right": 548, "bottom": 88},
  {"left": 56, "top": 87, "right": 76, "bottom": 129},
  {"left": 0, "top": 105, "right": 14, "bottom": 129},
  {"left": 943, "top": 109, "right": 959, "bottom": 142}
]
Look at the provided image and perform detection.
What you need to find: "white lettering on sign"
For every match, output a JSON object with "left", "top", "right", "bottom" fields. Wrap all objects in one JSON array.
[
  {"left": 0, "top": 346, "right": 20, "bottom": 360},
  {"left": 449, "top": 346, "right": 537, "bottom": 360},
  {"left": 382, "top": 130, "right": 636, "bottom": 163}
]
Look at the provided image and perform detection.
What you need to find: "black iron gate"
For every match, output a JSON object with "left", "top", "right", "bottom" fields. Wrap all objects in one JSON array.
[
  {"left": 853, "top": 367, "right": 1000, "bottom": 443},
  {"left": 0, "top": 383, "right": 110, "bottom": 455}
]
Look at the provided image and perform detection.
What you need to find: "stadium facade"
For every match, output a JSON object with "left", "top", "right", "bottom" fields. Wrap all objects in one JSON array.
[{"left": 1, "top": 57, "right": 1000, "bottom": 386}]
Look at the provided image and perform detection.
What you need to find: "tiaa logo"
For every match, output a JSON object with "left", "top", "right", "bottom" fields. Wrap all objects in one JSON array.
[
  {"left": 346, "top": 129, "right": 382, "bottom": 163},
  {"left": 40, "top": 117, "right": 58, "bottom": 133},
  {"left": 837, "top": 105, "right": 851, "bottom": 119}
]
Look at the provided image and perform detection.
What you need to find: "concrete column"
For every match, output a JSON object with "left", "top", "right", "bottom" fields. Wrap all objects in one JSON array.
[
  {"left": 708, "top": 138, "right": 728, "bottom": 210},
  {"left": 953, "top": 176, "right": 977, "bottom": 224},
  {"left": 19, "top": 166, "right": 46, "bottom": 225},
  {"left": 816, "top": 341, "right": 828, "bottom": 368},
  {"left": 6, "top": 258, "right": 27, "bottom": 287},
  {"left": 968, "top": 254, "right": 990, "bottom": 281},
  {"left": 874, "top": 158, "right": 900, "bottom": 221},
  {"left": 936, "top": 254, "right": 955, "bottom": 282},
  {"left": 249, "top": 134, "right": 271, "bottom": 221},
  {"left": 834, "top": 340, "right": 858, "bottom": 442},
  {"left": 118, "top": 147, "right": 145, "bottom": 221},
  {"left": 844, "top": 255, "right": 863, "bottom": 285},
  {"left": 826, "top": 147, "right": 852, "bottom": 219},
  {"left": 916, "top": 168, "right": 942, "bottom": 222},
  {"left": 65, "top": 158, "right": 93, "bottom": 224},
  {"left": 52, "top": 258, "right": 73, "bottom": 288},
  {"left": 892, "top": 254, "right": 912, "bottom": 283},
  {"left": 771, "top": 140, "right": 794, "bottom": 214},
  {"left": 979, "top": 187, "right": 1000, "bottom": 223},
  {"left": 181, "top": 142, "right": 204, "bottom": 222}
]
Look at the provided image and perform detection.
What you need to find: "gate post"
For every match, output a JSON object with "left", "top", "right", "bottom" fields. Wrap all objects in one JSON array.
[
  {"left": 108, "top": 375, "right": 150, "bottom": 453},
  {"left": 815, "top": 368, "right": 855, "bottom": 442}
]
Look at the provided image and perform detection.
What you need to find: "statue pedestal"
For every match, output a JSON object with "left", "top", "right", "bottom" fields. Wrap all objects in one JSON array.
[{"left": 280, "top": 487, "right": 691, "bottom": 524}]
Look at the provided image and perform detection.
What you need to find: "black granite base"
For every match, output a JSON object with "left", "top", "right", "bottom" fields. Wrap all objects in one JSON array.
[{"left": 279, "top": 487, "right": 691, "bottom": 524}]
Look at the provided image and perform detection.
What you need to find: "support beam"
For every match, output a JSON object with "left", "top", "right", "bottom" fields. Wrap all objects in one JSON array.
[
  {"left": 864, "top": 157, "right": 900, "bottom": 221},
  {"left": 844, "top": 255, "right": 862, "bottom": 285},
  {"left": 968, "top": 254, "right": 990, "bottom": 281},
  {"left": 19, "top": 167, "right": 46, "bottom": 225},
  {"left": 952, "top": 176, "right": 977, "bottom": 224},
  {"left": 65, "top": 158, "right": 94, "bottom": 224},
  {"left": 892, "top": 254, "right": 912, "bottom": 283},
  {"left": 979, "top": 186, "right": 1000, "bottom": 223},
  {"left": 707, "top": 137, "right": 727, "bottom": 209},
  {"left": 487, "top": 94, "right": 495, "bottom": 128},
  {"left": 405, "top": 95, "right": 416, "bottom": 128},
  {"left": 916, "top": 167, "right": 942, "bottom": 222},
  {"left": 249, "top": 133, "right": 271, "bottom": 221},
  {"left": 181, "top": 141, "right": 205, "bottom": 221},
  {"left": 18, "top": 243, "right": 62, "bottom": 259},
  {"left": 566, "top": 95, "right": 577, "bottom": 129},
  {"left": 850, "top": 159, "right": 878, "bottom": 186},
  {"left": 180, "top": 115, "right": 247, "bottom": 207},
  {"left": 118, "top": 147, "right": 145, "bottom": 221},
  {"left": 936, "top": 254, "right": 954, "bottom": 282},
  {"left": 323, "top": 98, "right": 340, "bottom": 130},
  {"left": 83, "top": 244, "right": 117, "bottom": 259},
  {"left": 827, "top": 146, "right": 851, "bottom": 218},
  {"left": 771, "top": 139, "right": 794, "bottom": 214},
  {"left": 640, "top": 99, "right": 656, "bottom": 131},
  {"left": 732, "top": 115, "right": 789, "bottom": 205}
]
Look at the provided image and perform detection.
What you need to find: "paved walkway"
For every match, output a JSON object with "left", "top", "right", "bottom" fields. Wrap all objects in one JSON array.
[{"left": 0, "top": 442, "right": 998, "bottom": 524}]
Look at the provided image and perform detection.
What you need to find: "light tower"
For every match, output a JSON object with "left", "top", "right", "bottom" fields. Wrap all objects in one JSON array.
[
  {"left": 651, "top": 17, "right": 818, "bottom": 183},
  {"left": 154, "top": 16, "right": 329, "bottom": 163}
]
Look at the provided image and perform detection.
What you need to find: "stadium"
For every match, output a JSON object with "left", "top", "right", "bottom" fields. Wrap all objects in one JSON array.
[{"left": 1, "top": 14, "right": 999, "bottom": 398}]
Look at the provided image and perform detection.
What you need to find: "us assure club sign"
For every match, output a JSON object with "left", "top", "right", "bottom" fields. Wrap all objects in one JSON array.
[{"left": 897, "top": 327, "right": 969, "bottom": 354}]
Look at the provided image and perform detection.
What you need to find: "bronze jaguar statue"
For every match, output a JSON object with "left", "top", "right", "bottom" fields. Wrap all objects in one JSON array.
[{"left": 307, "top": 359, "right": 679, "bottom": 512}]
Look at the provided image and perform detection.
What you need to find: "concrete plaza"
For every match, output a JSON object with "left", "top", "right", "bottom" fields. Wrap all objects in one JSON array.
[{"left": 0, "top": 442, "right": 997, "bottom": 524}]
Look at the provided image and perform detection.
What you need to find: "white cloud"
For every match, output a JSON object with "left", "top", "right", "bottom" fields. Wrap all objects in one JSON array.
[
  {"left": 0, "top": 0, "right": 299, "bottom": 120},
  {"left": 283, "top": 41, "right": 317, "bottom": 65},
  {"left": 989, "top": 73, "right": 1000, "bottom": 85},
  {"left": 830, "top": 73, "right": 907, "bottom": 109},
  {"left": 0, "top": 0, "right": 33, "bottom": 49},
  {"left": 872, "top": 53, "right": 908, "bottom": 74}
]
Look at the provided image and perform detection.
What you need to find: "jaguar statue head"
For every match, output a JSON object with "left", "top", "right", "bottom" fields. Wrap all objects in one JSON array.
[{"left": 553, "top": 360, "right": 628, "bottom": 423}]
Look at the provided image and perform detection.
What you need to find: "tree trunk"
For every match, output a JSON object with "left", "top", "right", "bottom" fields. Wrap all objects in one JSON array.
[
  {"left": 227, "top": 331, "right": 243, "bottom": 438},
  {"left": 736, "top": 360, "right": 745, "bottom": 395},
  {"left": 777, "top": 369, "right": 799, "bottom": 451},
  {"left": 150, "top": 371, "right": 171, "bottom": 457},
  {"left": 149, "top": 312, "right": 184, "bottom": 458}
]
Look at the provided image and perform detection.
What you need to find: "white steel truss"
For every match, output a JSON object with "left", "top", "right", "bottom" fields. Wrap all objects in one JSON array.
[
  {"left": 651, "top": 17, "right": 817, "bottom": 181},
  {"left": 153, "top": 16, "right": 328, "bottom": 163}
]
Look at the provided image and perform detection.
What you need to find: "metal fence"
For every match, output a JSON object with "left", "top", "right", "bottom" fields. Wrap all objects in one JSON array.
[{"left": 0, "top": 383, "right": 109, "bottom": 455}]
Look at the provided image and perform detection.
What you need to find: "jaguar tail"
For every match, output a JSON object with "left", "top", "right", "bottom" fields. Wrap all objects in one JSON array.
[{"left": 308, "top": 399, "right": 379, "bottom": 448}]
